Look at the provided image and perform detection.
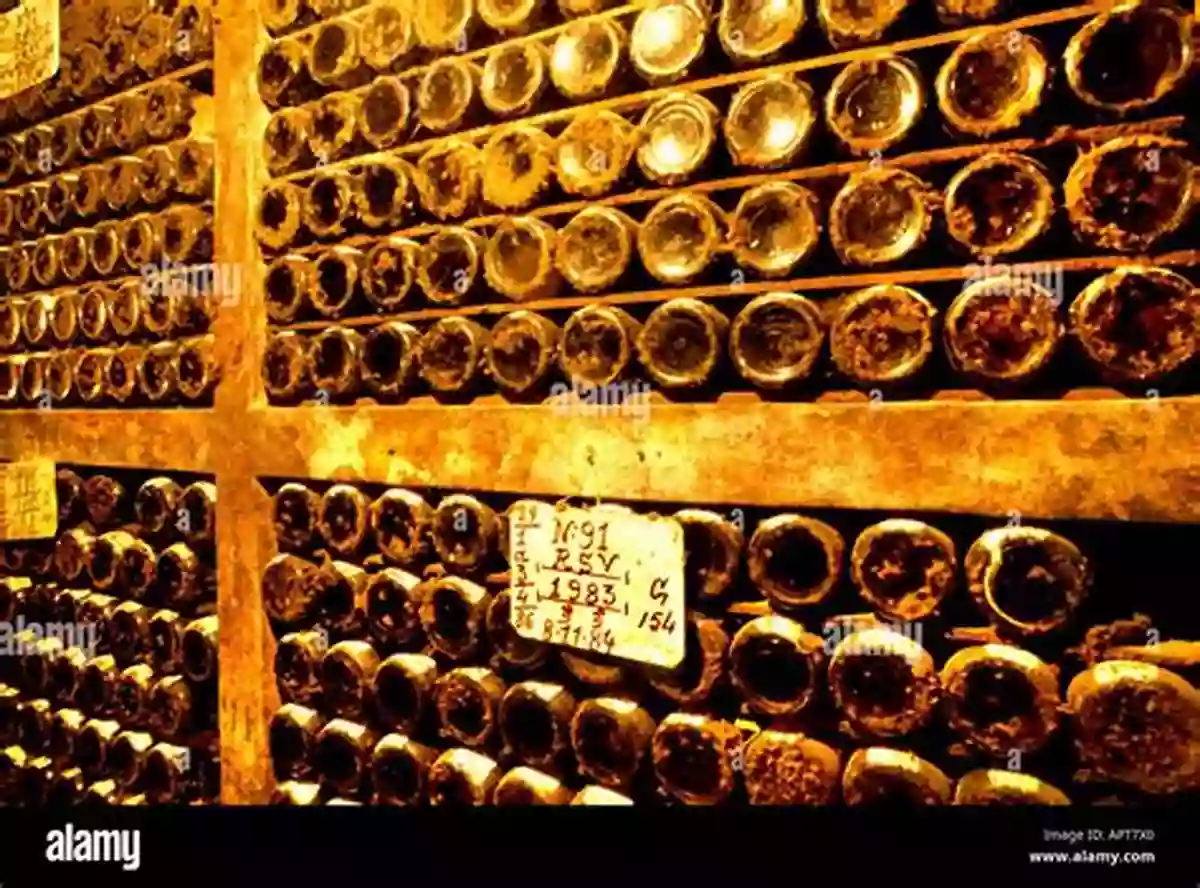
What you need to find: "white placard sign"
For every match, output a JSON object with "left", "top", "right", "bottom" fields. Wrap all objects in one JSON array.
[{"left": 508, "top": 501, "right": 686, "bottom": 669}]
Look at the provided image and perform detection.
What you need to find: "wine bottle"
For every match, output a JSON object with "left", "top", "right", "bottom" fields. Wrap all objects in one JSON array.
[
  {"left": 483, "top": 217, "right": 561, "bottom": 302},
  {"left": 271, "top": 781, "right": 323, "bottom": 805},
  {"left": 841, "top": 747, "right": 953, "bottom": 805},
  {"left": 675, "top": 509, "right": 743, "bottom": 602},
  {"left": 256, "top": 181, "right": 304, "bottom": 252},
  {"left": 355, "top": 160, "right": 414, "bottom": 231},
  {"left": 362, "top": 237, "right": 418, "bottom": 311},
  {"left": 305, "top": 171, "right": 357, "bottom": 241},
  {"left": 729, "top": 615, "right": 825, "bottom": 716},
  {"left": 372, "top": 653, "right": 437, "bottom": 733},
  {"left": 148, "top": 675, "right": 195, "bottom": 740},
  {"left": 76, "top": 717, "right": 122, "bottom": 780},
  {"left": 935, "top": 0, "right": 1003, "bottom": 25},
  {"left": 309, "top": 18, "right": 369, "bottom": 90},
  {"left": 264, "top": 106, "right": 311, "bottom": 176},
  {"left": 639, "top": 194, "right": 725, "bottom": 284},
  {"left": 427, "top": 748, "right": 502, "bottom": 806},
  {"left": 368, "top": 488, "right": 431, "bottom": 567},
  {"left": 414, "top": 140, "right": 482, "bottom": 221},
  {"left": 177, "top": 336, "right": 220, "bottom": 401},
  {"left": 846, "top": 517, "right": 960, "bottom": 625},
  {"left": 730, "top": 182, "right": 820, "bottom": 276},
  {"left": 417, "top": 317, "right": 489, "bottom": 395},
  {"left": 271, "top": 482, "right": 319, "bottom": 551},
  {"left": 481, "top": 43, "right": 547, "bottom": 119},
  {"left": 485, "top": 311, "right": 560, "bottom": 397},
  {"left": 494, "top": 766, "right": 573, "bottom": 806},
  {"left": 49, "top": 646, "right": 88, "bottom": 705},
  {"left": 163, "top": 205, "right": 214, "bottom": 265},
  {"left": 498, "top": 681, "right": 576, "bottom": 769},
  {"left": 481, "top": 126, "right": 555, "bottom": 211},
  {"left": 629, "top": 0, "right": 707, "bottom": 84},
  {"left": 17, "top": 698, "right": 52, "bottom": 753},
  {"left": 262, "top": 554, "right": 323, "bottom": 626},
  {"left": 555, "top": 206, "right": 635, "bottom": 293},
  {"left": 182, "top": 616, "right": 218, "bottom": 684},
  {"left": 48, "top": 707, "right": 86, "bottom": 764},
  {"left": 570, "top": 696, "right": 655, "bottom": 789},
  {"left": 314, "top": 560, "right": 369, "bottom": 636},
  {"left": 1064, "top": 136, "right": 1192, "bottom": 253},
  {"left": 143, "top": 742, "right": 195, "bottom": 803},
  {"left": 936, "top": 31, "right": 1047, "bottom": 139},
  {"left": 431, "top": 495, "right": 498, "bottom": 573},
  {"left": 32, "top": 238, "right": 61, "bottom": 289},
  {"left": 559, "top": 305, "right": 641, "bottom": 388},
  {"left": 651, "top": 713, "right": 742, "bottom": 805},
  {"left": 81, "top": 779, "right": 122, "bottom": 805},
  {"left": 264, "top": 332, "right": 311, "bottom": 402},
  {"left": 158, "top": 542, "right": 207, "bottom": 609},
  {"left": 134, "top": 477, "right": 182, "bottom": 539},
  {"left": 830, "top": 167, "right": 932, "bottom": 266},
  {"left": 1069, "top": 266, "right": 1200, "bottom": 383},
  {"left": 817, "top": 0, "right": 909, "bottom": 48},
  {"left": 309, "top": 91, "right": 359, "bottom": 164},
  {"left": 416, "top": 227, "right": 483, "bottom": 306},
  {"left": 314, "top": 718, "right": 377, "bottom": 796},
  {"left": 953, "top": 769, "right": 1071, "bottom": 805},
  {"left": 747, "top": 514, "right": 844, "bottom": 608},
  {"left": 550, "top": 18, "right": 624, "bottom": 99},
  {"left": 371, "top": 733, "right": 437, "bottom": 806},
  {"left": 828, "top": 626, "right": 938, "bottom": 737},
  {"left": 18, "top": 754, "right": 54, "bottom": 805},
  {"left": 724, "top": 75, "right": 816, "bottom": 169},
  {"left": 274, "top": 629, "right": 329, "bottom": 705},
  {"left": 258, "top": 37, "right": 312, "bottom": 108},
  {"left": 416, "top": 58, "right": 479, "bottom": 134},
  {"left": 264, "top": 254, "right": 313, "bottom": 324},
  {"left": 360, "top": 321, "right": 421, "bottom": 398},
  {"left": 269, "top": 703, "right": 324, "bottom": 782},
  {"left": 941, "top": 644, "right": 1061, "bottom": 755},
  {"left": 320, "top": 640, "right": 379, "bottom": 720},
  {"left": 109, "top": 600, "right": 151, "bottom": 665},
  {"left": 944, "top": 153, "right": 1054, "bottom": 257},
  {"left": 88, "top": 531, "right": 134, "bottom": 590},
  {"left": 82, "top": 474, "right": 127, "bottom": 528},
  {"left": 719, "top": 0, "right": 805, "bottom": 62},
  {"left": 743, "top": 731, "right": 841, "bottom": 805},
  {"left": 53, "top": 528, "right": 92, "bottom": 586},
  {"left": 1065, "top": 3, "right": 1193, "bottom": 113},
  {"left": 115, "top": 663, "right": 156, "bottom": 726},
  {"left": 148, "top": 610, "right": 185, "bottom": 675},
  {"left": 486, "top": 589, "right": 550, "bottom": 670},
  {"left": 307, "top": 325, "right": 364, "bottom": 398},
  {"left": 636, "top": 297, "right": 728, "bottom": 389},
  {"left": 572, "top": 785, "right": 634, "bottom": 805},
  {"left": 964, "top": 526, "right": 1091, "bottom": 635},
  {"left": 646, "top": 616, "right": 728, "bottom": 706},
  {"left": 1066, "top": 661, "right": 1200, "bottom": 795},
  {"left": 107, "top": 730, "right": 155, "bottom": 790},
  {"left": 435, "top": 667, "right": 506, "bottom": 747},
  {"left": 555, "top": 111, "right": 635, "bottom": 198},
  {"left": 317, "top": 484, "right": 370, "bottom": 557},
  {"left": 262, "top": 0, "right": 304, "bottom": 33},
  {"left": 365, "top": 568, "right": 426, "bottom": 648},
  {"left": 77, "top": 654, "right": 122, "bottom": 717},
  {"left": 828, "top": 285, "right": 936, "bottom": 387},
  {"left": 4, "top": 244, "right": 33, "bottom": 292}
]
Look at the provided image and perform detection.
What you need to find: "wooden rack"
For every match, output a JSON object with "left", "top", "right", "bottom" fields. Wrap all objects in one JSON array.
[{"left": 0, "top": 0, "right": 1197, "bottom": 803}]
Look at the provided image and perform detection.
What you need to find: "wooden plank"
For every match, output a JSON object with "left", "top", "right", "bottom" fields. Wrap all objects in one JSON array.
[
  {"left": 253, "top": 396, "right": 1200, "bottom": 523},
  {"left": 213, "top": 0, "right": 279, "bottom": 804}
]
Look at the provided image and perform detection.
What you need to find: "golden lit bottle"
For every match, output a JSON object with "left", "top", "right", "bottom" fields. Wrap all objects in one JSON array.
[
  {"left": 481, "top": 42, "right": 548, "bottom": 118},
  {"left": 559, "top": 304, "right": 641, "bottom": 388},
  {"left": 493, "top": 767, "right": 574, "bottom": 805},
  {"left": 308, "top": 19, "right": 369, "bottom": 90},
  {"left": 420, "top": 575, "right": 491, "bottom": 660},
  {"left": 480, "top": 126, "right": 555, "bottom": 212},
  {"left": 305, "top": 170, "right": 357, "bottom": 240},
  {"left": 309, "top": 92, "right": 358, "bottom": 163},
  {"left": 354, "top": 77, "right": 410, "bottom": 153},
  {"left": 417, "top": 58, "right": 479, "bottom": 133},
  {"left": 370, "top": 488, "right": 432, "bottom": 567},
  {"left": 413, "top": 0, "right": 476, "bottom": 52},
  {"left": 359, "top": 321, "right": 421, "bottom": 398},
  {"left": 636, "top": 297, "right": 727, "bottom": 389},
  {"left": 415, "top": 141, "right": 482, "bottom": 221},
  {"left": 729, "top": 615, "right": 825, "bottom": 715},
  {"left": 555, "top": 111, "right": 635, "bottom": 197},
  {"left": 498, "top": 682, "right": 577, "bottom": 769},
  {"left": 744, "top": 732, "right": 842, "bottom": 805},
  {"left": 630, "top": 0, "right": 708, "bottom": 84},
  {"left": 849, "top": 519, "right": 956, "bottom": 620},
  {"left": 435, "top": 667, "right": 506, "bottom": 747},
  {"left": 417, "top": 317, "right": 489, "bottom": 395},
  {"left": 830, "top": 167, "right": 932, "bottom": 266},
  {"left": 636, "top": 92, "right": 719, "bottom": 185},
  {"left": 483, "top": 217, "right": 560, "bottom": 301},
  {"left": 817, "top": 0, "right": 909, "bottom": 47},
  {"left": 256, "top": 182, "right": 304, "bottom": 252},
  {"left": 842, "top": 747, "right": 953, "bottom": 805},
  {"left": 944, "top": 278, "right": 1064, "bottom": 385},
  {"left": 356, "top": 159, "right": 414, "bottom": 230},
  {"left": 487, "top": 589, "right": 551, "bottom": 670},
  {"left": 719, "top": 0, "right": 806, "bottom": 62},
  {"left": 570, "top": 697, "right": 654, "bottom": 789},
  {"left": 747, "top": 514, "right": 844, "bottom": 608},
  {"left": 828, "top": 626, "right": 937, "bottom": 737},
  {"left": 1069, "top": 265, "right": 1200, "bottom": 384},
  {"left": 431, "top": 494, "right": 499, "bottom": 573},
  {"left": 1065, "top": 3, "right": 1193, "bottom": 113},
  {"left": 954, "top": 769, "right": 1070, "bottom": 805},
  {"left": 674, "top": 509, "right": 742, "bottom": 602},
  {"left": 944, "top": 153, "right": 1054, "bottom": 256},
  {"left": 637, "top": 193, "right": 724, "bottom": 284},
  {"left": 652, "top": 714, "right": 742, "bottom": 805},
  {"left": 555, "top": 206, "right": 636, "bottom": 293},
  {"left": 550, "top": 18, "right": 626, "bottom": 100},
  {"left": 310, "top": 245, "right": 362, "bottom": 318},
  {"left": 485, "top": 311, "right": 560, "bottom": 397},
  {"left": 829, "top": 285, "right": 935, "bottom": 387},
  {"left": 428, "top": 748, "right": 502, "bottom": 806},
  {"left": 941, "top": 643, "right": 1061, "bottom": 757},
  {"left": 372, "top": 652, "right": 437, "bottom": 731},
  {"left": 937, "top": 31, "right": 1047, "bottom": 138},
  {"left": 320, "top": 640, "right": 380, "bottom": 721},
  {"left": 307, "top": 326, "right": 363, "bottom": 399},
  {"left": 935, "top": 0, "right": 1004, "bottom": 25},
  {"left": 417, "top": 227, "right": 482, "bottom": 306},
  {"left": 1064, "top": 135, "right": 1193, "bottom": 253},
  {"left": 964, "top": 526, "right": 1090, "bottom": 635},
  {"left": 314, "top": 718, "right": 377, "bottom": 797},
  {"left": 826, "top": 54, "right": 923, "bottom": 154},
  {"left": 372, "top": 733, "right": 438, "bottom": 805},
  {"left": 317, "top": 483, "right": 370, "bottom": 557},
  {"left": 730, "top": 181, "right": 820, "bottom": 276},
  {"left": 646, "top": 616, "right": 728, "bottom": 705}
]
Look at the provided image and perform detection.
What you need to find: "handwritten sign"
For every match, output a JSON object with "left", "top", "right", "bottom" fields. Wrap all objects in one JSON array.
[
  {"left": 0, "top": 461, "right": 56, "bottom": 540},
  {"left": 508, "top": 501, "right": 685, "bottom": 668}
]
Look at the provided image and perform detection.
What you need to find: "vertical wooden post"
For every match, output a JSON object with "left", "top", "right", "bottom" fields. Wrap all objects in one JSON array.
[{"left": 213, "top": 0, "right": 278, "bottom": 803}]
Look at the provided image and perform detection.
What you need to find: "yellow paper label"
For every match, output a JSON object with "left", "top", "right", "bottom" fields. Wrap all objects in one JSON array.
[
  {"left": 508, "top": 501, "right": 685, "bottom": 668},
  {"left": 0, "top": 1, "right": 60, "bottom": 100},
  {"left": 0, "top": 460, "right": 57, "bottom": 540}
]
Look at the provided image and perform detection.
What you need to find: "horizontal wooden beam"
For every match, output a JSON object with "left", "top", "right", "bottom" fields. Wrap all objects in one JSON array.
[
  {"left": 253, "top": 395, "right": 1200, "bottom": 523},
  {"left": 0, "top": 409, "right": 218, "bottom": 472}
]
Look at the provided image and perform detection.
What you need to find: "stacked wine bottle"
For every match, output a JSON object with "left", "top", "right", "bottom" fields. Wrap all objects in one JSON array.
[
  {"left": 257, "top": 0, "right": 1199, "bottom": 405},
  {"left": 0, "top": 466, "right": 220, "bottom": 805},
  {"left": 261, "top": 480, "right": 1200, "bottom": 805},
  {"left": 0, "top": 0, "right": 220, "bottom": 409}
]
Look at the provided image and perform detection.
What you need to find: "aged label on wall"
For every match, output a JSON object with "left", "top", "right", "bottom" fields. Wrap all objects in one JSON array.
[
  {"left": 0, "top": 460, "right": 57, "bottom": 539},
  {"left": 509, "top": 501, "right": 686, "bottom": 668},
  {"left": 0, "top": 1, "right": 60, "bottom": 99}
]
